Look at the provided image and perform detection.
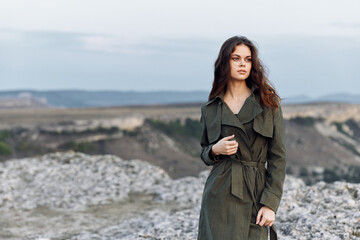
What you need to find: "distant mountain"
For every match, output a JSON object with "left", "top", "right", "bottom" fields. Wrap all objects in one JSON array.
[
  {"left": 0, "top": 89, "right": 359, "bottom": 108},
  {"left": 0, "top": 92, "right": 50, "bottom": 109},
  {"left": 0, "top": 90, "right": 209, "bottom": 108},
  {"left": 317, "top": 92, "right": 360, "bottom": 103},
  {"left": 282, "top": 92, "right": 360, "bottom": 104}
]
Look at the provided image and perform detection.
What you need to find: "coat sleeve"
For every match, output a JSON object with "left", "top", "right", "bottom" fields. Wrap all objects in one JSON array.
[
  {"left": 199, "top": 107, "right": 222, "bottom": 166},
  {"left": 259, "top": 105, "right": 287, "bottom": 213}
]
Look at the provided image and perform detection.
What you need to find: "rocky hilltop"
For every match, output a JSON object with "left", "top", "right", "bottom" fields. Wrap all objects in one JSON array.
[
  {"left": 0, "top": 151, "right": 359, "bottom": 240},
  {"left": 1, "top": 102, "right": 360, "bottom": 185}
]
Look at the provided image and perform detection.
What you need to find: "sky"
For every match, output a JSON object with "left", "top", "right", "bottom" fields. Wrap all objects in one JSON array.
[{"left": 0, "top": 0, "right": 359, "bottom": 99}]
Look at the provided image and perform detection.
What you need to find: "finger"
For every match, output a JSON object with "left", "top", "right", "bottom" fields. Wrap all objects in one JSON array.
[
  {"left": 226, "top": 146, "right": 238, "bottom": 153},
  {"left": 256, "top": 209, "right": 262, "bottom": 224},
  {"left": 223, "top": 134, "right": 235, "bottom": 140},
  {"left": 225, "top": 140, "right": 238, "bottom": 146},
  {"left": 267, "top": 220, "right": 274, "bottom": 227},
  {"left": 227, "top": 150, "right": 238, "bottom": 155},
  {"left": 224, "top": 142, "right": 233, "bottom": 147},
  {"left": 226, "top": 143, "right": 238, "bottom": 149},
  {"left": 259, "top": 217, "right": 267, "bottom": 226},
  {"left": 225, "top": 144, "right": 238, "bottom": 150},
  {"left": 225, "top": 150, "right": 237, "bottom": 155}
]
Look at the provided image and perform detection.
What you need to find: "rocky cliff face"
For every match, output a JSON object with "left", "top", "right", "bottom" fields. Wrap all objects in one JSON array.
[{"left": 0, "top": 151, "right": 359, "bottom": 240}]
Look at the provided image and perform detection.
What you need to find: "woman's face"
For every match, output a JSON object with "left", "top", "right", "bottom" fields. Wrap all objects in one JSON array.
[{"left": 228, "top": 44, "right": 252, "bottom": 82}]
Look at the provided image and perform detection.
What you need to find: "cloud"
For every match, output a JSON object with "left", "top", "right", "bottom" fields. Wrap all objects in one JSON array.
[
  {"left": 79, "top": 35, "right": 158, "bottom": 54},
  {"left": 330, "top": 21, "right": 360, "bottom": 29},
  {"left": 78, "top": 34, "right": 217, "bottom": 57}
]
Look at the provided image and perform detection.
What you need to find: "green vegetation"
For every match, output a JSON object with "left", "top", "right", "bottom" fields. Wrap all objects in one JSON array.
[
  {"left": 123, "top": 127, "right": 141, "bottom": 137},
  {"left": 0, "top": 130, "right": 12, "bottom": 141},
  {"left": 145, "top": 118, "right": 201, "bottom": 139},
  {"left": 41, "top": 126, "right": 120, "bottom": 135},
  {"left": 0, "top": 130, "right": 13, "bottom": 156},
  {"left": 299, "top": 167, "right": 308, "bottom": 177},
  {"left": 15, "top": 140, "right": 43, "bottom": 153},
  {"left": 345, "top": 165, "right": 360, "bottom": 183},
  {"left": 295, "top": 165, "right": 360, "bottom": 185},
  {"left": 83, "top": 126, "right": 119, "bottom": 135},
  {"left": 323, "top": 168, "right": 342, "bottom": 183},
  {"left": 62, "top": 140, "right": 96, "bottom": 153},
  {"left": 331, "top": 121, "right": 343, "bottom": 132},
  {"left": 345, "top": 118, "right": 360, "bottom": 131},
  {"left": 331, "top": 121, "right": 351, "bottom": 137},
  {"left": 289, "top": 116, "right": 324, "bottom": 127},
  {"left": 329, "top": 136, "right": 360, "bottom": 157},
  {"left": 323, "top": 165, "right": 360, "bottom": 183},
  {"left": 285, "top": 166, "right": 293, "bottom": 175},
  {"left": 0, "top": 141, "right": 12, "bottom": 155},
  {"left": 330, "top": 121, "right": 359, "bottom": 140}
]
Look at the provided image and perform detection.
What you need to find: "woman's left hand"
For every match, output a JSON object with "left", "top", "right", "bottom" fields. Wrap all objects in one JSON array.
[{"left": 256, "top": 206, "right": 275, "bottom": 227}]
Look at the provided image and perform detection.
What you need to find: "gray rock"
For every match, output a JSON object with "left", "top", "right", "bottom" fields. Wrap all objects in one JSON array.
[{"left": 0, "top": 151, "right": 359, "bottom": 239}]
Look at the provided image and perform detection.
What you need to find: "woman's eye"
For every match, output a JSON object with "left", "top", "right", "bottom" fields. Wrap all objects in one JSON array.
[
  {"left": 246, "top": 58, "right": 252, "bottom": 62},
  {"left": 232, "top": 58, "right": 239, "bottom": 61}
]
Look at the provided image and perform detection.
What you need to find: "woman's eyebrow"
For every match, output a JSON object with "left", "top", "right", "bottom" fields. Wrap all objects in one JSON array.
[{"left": 231, "top": 54, "right": 251, "bottom": 57}]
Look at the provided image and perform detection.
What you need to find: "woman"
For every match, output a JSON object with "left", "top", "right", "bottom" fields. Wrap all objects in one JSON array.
[{"left": 197, "top": 35, "right": 286, "bottom": 240}]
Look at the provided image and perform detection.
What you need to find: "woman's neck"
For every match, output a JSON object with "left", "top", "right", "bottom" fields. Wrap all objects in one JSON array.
[{"left": 225, "top": 80, "right": 251, "bottom": 100}]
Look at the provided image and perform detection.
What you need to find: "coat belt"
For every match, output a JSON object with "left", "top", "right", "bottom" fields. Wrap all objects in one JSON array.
[
  {"left": 219, "top": 155, "right": 278, "bottom": 240},
  {"left": 217, "top": 155, "right": 265, "bottom": 205},
  {"left": 230, "top": 158, "right": 265, "bottom": 204}
]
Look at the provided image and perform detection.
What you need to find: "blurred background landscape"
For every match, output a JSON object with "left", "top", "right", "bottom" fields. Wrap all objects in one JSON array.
[
  {"left": 1, "top": 95, "right": 360, "bottom": 185},
  {"left": 0, "top": 0, "right": 359, "bottom": 239}
]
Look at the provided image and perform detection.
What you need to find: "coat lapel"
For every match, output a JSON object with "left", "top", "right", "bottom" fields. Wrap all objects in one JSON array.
[
  {"left": 221, "top": 102, "right": 246, "bottom": 132},
  {"left": 202, "top": 99, "right": 222, "bottom": 144},
  {"left": 252, "top": 94, "right": 274, "bottom": 138},
  {"left": 202, "top": 83, "right": 274, "bottom": 145}
]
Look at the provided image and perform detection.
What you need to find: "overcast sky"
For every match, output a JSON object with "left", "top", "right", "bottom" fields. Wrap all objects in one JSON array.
[{"left": 0, "top": 0, "right": 359, "bottom": 98}]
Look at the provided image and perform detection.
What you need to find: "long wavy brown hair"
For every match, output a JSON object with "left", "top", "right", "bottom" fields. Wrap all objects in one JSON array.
[{"left": 209, "top": 35, "right": 282, "bottom": 115}]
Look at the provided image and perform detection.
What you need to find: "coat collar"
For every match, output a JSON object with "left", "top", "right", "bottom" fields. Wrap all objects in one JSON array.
[
  {"left": 203, "top": 82, "right": 257, "bottom": 107},
  {"left": 201, "top": 82, "right": 274, "bottom": 144}
]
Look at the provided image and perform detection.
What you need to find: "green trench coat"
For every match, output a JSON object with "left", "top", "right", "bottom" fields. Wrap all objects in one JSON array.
[{"left": 197, "top": 83, "right": 286, "bottom": 240}]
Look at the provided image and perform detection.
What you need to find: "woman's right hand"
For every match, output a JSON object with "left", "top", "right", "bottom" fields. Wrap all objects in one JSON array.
[{"left": 211, "top": 134, "right": 238, "bottom": 156}]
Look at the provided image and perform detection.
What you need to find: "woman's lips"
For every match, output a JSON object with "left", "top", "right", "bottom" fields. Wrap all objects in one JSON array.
[{"left": 238, "top": 70, "right": 247, "bottom": 74}]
